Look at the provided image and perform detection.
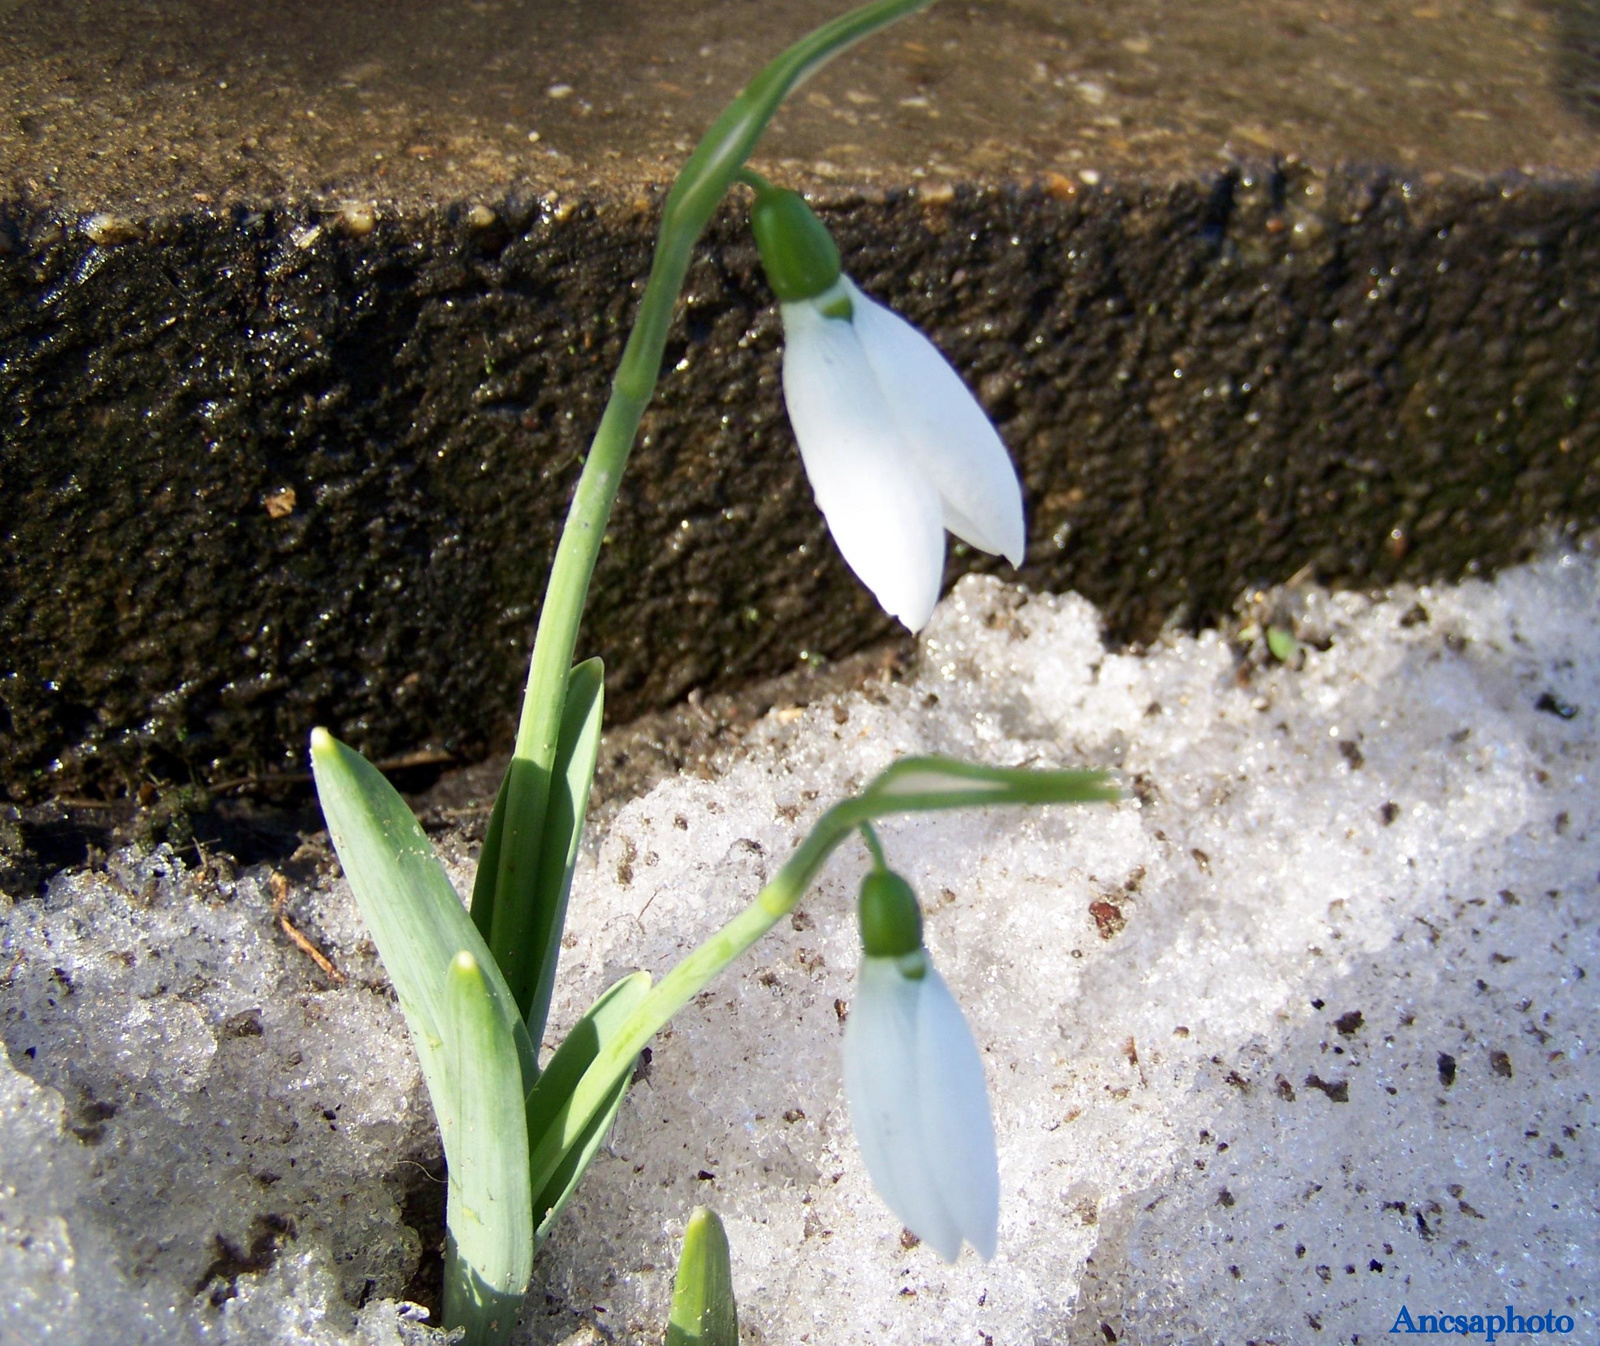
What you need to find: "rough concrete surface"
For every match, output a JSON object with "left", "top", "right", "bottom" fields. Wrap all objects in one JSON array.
[{"left": 3, "top": 0, "right": 1600, "bottom": 802}]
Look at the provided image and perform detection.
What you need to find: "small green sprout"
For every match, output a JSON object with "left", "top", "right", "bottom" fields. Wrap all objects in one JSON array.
[
  {"left": 666, "top": 1208, "right": 738, "bottom": 1346},
  {"left": 1266, "top": 625, "right": 1302, "bottom": 664}
]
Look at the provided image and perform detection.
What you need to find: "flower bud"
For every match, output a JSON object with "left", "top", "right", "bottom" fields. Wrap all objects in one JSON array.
[
  {"left": 857, "top": 867, "right": 923, "bottom": 958},
  {"left": 750, "top": 187, "right": 843, "bottom": 304}
]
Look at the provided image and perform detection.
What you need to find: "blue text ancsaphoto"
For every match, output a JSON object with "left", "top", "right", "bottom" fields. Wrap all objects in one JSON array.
[{"left": 1390, "top": 1305, "right": 1577, "bottom": 1340}]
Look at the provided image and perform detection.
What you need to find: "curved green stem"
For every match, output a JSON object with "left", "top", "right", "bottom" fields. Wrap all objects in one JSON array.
[
  {"left": 484, "top": 0, "right": 939, "bottom": 998},
  {"left": 525, "top": 757, "right": 1116, "bottom": 1197},
  {"left": 734, "top": 165, "right": 778, "bottom": 197},
  {"left": 526, "top": 794, "right": 873, "bottom": 1196},
  {"left": 858, "top": 819, "right": 887, "bottom": 870}
]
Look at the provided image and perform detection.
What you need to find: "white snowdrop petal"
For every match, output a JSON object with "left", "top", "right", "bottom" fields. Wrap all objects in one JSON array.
[
  {"left": 781, "top": 297, "right": 946, "bottom": 631},
  {"left": 843, "top": 958, "right": 963, "bottom": 1259},
  {"left": 845, "top": 278, "right": 1026, "bottom": 567},
  {"left": 914, "top": 967, "right": 1000, "bottom": 1260}
]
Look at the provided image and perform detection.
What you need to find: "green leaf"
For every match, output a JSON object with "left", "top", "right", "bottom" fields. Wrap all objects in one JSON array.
[
  {"left": 478, "top": 660, "right": 606, "bottom": 1032},
  {"left": 482, "top": 754, "right": 550, "bottom": 1017},
  {"left": 863, "top": 756, "right": 1120, "bottom": 812},
  {"left": 525, "top": 658, "right": 605, "bottom": 1046},
  {"left": 468, "top": 764, "right": 511, "bottom": 948},
  {"left": 441, "top": 951, "right": 535, "bottom": 1346},
  {"left": 311, "top": 731, "right": 539, "bottom": 1344},
  {"left": 525, "top": 970, "right": 651, "bottom": 1243},
  {"left": 665, "top": 1207, "right": 738, "bottom": 1346},
  {"left": 309, "top": 729, "right": 537, "bottom": 1093}
]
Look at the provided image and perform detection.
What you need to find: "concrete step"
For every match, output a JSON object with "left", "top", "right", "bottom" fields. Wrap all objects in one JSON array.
[{"left": 2, "top": 0, "right": 1598, "bottom": 799}]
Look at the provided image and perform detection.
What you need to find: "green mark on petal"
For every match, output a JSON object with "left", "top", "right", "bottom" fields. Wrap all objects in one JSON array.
[
  {"left": 818, "top": 291, "right": 854, "bottom": 320},
  {"left": 894, "top": 949, "right": 929, "bottom": 981}
]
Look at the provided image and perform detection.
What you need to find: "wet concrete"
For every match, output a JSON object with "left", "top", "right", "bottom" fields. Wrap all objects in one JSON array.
[{"left": 3, "top": 0, "right": 1600, "bottom": 801}]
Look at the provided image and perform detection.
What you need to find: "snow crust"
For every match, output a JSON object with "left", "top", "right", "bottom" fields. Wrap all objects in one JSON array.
[{"left": 3, "top": 551, "right": 1595, "bottom": 1344}]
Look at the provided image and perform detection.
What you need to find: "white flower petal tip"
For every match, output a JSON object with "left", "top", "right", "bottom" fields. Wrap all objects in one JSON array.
[
  {"left": 842, "top": 956, "right": 1001, "bottom": 1262},
  {"left": 841, "top": 278, "right": 1026, "bottom": 569},
  {"left": 778, "top": 278, "right": 1027, "bottom": 631}
]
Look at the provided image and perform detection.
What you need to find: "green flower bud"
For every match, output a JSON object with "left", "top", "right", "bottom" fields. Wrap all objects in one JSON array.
[
  {"left": 751, "top": 187, "right": 842, "bottom": 304},
  {"left": 857, "top": 868, "right": 923, "bottom": 958}
]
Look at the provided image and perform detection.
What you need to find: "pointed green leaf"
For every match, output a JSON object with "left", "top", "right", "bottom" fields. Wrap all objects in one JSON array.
[
  {"left": 468, "top": 764, "right": 512, "bottom": 947},
  {"left": 525, "top": 657, "right": 605, "bottom": 1045},
  {"left": 525, "top": 902, "right": 777, "bottom": 1207},
  {"left": 483, "top": 754, "right": 549, "bottom": 1015},
  {"left": 524, "top": 970, "right": 651, "bottom": 1242},
  {"left": 666, "top": 1207, "right": 738, "bottom": 1346},
  {"left": 309, "top": 728, "right": 537, "bottom": 1099},
  {"left": 477, "top": 660, "right": 605, "bottom": 1030},
  {"left": 534, "top": 1068, "right": 633, "bottom": 1247},
  {"left": 440, "top": 951, "right": 534, "bottom": 1346}
]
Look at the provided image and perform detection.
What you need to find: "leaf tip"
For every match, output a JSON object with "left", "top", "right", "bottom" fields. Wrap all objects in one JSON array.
[
  {"left": 668, "top": 1204, "right": 736, "bottom": 1346},
  {"left": 309, "top": 725, "right": 337, "bottom": 756}
]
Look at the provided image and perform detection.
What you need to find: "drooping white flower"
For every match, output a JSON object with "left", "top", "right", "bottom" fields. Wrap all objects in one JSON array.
[
  {"left": 749, "top": 181, "right": 1026, "bottom": 632},
  {"left": 841, "top": 866, "right": 1000, "bottom": 1261}
]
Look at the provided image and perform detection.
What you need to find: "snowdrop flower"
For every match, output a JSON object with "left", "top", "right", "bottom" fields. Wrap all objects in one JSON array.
[
  {"left": 749, "top": 180, "right": 1025, "bottom": 631},
  {"left": 841, "top": 864, "right": 1000, "bottom": 1261}
]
